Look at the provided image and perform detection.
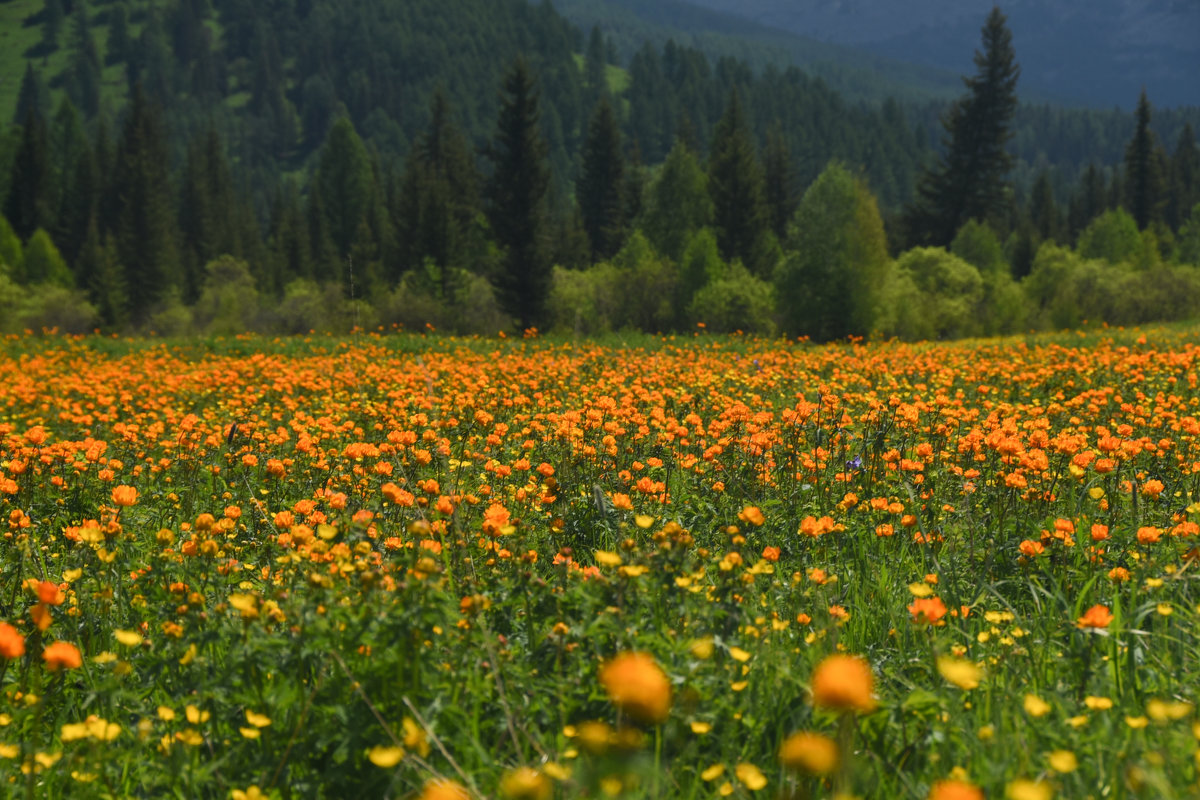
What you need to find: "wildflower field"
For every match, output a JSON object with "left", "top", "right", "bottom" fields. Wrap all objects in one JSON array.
[{"left": 1, "top": 328, "right": 1199, "bottom": 800}]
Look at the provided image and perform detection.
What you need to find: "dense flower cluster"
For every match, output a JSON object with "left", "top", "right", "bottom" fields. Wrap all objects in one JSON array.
[{"left": 0, "top": 329, "right": 1197, "bottom": 796}]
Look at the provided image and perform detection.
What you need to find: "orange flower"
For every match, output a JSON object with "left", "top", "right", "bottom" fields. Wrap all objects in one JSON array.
[
  {"left": 1077, "top": 604, "right": 1113, "bottom": 630},
  {"left": 599, "top": 652, "right": 672, "bottom": 724},
  {"left": 418, "top": 778, "right": 471, "bottom": 800},
  {"left": 778, "top": 731, "right": 838, "bottom": 774},
  {"left": 929, "top": 779, "right": 984, "bottom": 800},
  {"left": 738, "top": 505, "right": 765, "bottom": 526},
  {"left": 1136, "top": 526, "right": 1161, "bottom": 544},
  {"left": 111, "top": 485, "right": 139, "bottom": 507},
  {"left": 42, "top": 641, "right": 82, "bottom": 671},
  {"left": 0, "top": 622, "right": 25, "bottom": 659},
  {"left": 909, "top": 596, "right": 948, "bottom": 625},
  {"left": 810, "top": 653, "right": 876, "bottom": 713},
  {"left": 36, "top": 581, "right": 65, "bottom": 606}
]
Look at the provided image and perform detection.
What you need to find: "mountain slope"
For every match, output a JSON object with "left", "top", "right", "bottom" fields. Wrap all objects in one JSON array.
[{"left": 679, "top": 0, "right": 1200, "bottom": 108}]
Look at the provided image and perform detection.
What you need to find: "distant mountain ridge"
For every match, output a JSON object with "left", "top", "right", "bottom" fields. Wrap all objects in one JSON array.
[{"left": 677, "top": 0, "right": 1200, "bottom": 108}]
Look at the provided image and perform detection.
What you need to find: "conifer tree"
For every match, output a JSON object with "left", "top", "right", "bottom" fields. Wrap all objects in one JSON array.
[
  {"left": 578, "top": 96, "right": 626, "bottom": 262},
  {"left": 13, "top": 65, "right": 50, "bottom": 131},
  {"left": 396, "top": 90, "right": 481, "bottom": 290},
  {"left": 1123, "top": 90, "right": 1165, "bottom": 230},
  {"left": 485, "top": 57, "right": 552, "bottom": 330},
  {"left": 903, "top": 6, "right": 1019, "bottom": 247},
  {"left": 315, "top": 117, "right": 373, "bottom": 264},
  {"left": 4, "top": 109, "right": 51, "bottom": 243},
  {"left": 642, "top": 138, "right": 712, "bottom": 263},
  {"left": 179, "top": 127, "right": 238, "bottom": 301},
  {"left": 1166, "top": 124, "right": 1198, "bottom": 231},
  {"left": 763, "top": 121, "right": 796, "bottom": 240},
  {"left": 1029, "top": 170, "right": 1059, "bottom": 243},
  {"left": 111, "top": 85, "right": 178, "bottom": 320},
  {"left": 65, "top": 0, "right": 101, "bottom": 117},
  {"left": 707, "top": 91, "right": 771, "bottom": 275},
  {"left": 106, "top": 3, "right": 131, "bottom": 66}
]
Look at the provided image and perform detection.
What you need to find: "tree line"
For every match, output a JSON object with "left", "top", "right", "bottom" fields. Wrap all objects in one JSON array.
[{"left": 0, "top": 3, "right": 1197, "bottom": 339}]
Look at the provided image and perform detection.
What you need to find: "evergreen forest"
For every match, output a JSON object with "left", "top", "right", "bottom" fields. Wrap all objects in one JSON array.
[{"left": 1, "top": 0, "right": 1199, "bottom": 339}]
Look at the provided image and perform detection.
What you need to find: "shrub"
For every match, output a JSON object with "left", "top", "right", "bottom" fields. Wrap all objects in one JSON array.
[
  {"left": 193, "top": 255, "right": 261, "bottom": 336},
  {"left": 686, "top": 263, "right": 776, "bottom": 335}
]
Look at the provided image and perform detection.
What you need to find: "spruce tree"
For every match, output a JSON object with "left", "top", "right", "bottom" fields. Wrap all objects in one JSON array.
[
  {"left": 1029, "top": 170, "right": 1059, "bottom": 243},
  {"left": 485, "top": 57, "right": 552, "bottom": 330},
  {"left": 763, "top": 121, "right": 796, "bottom": 241},
  {"left": 13, "top": 65, "right": 50, "bottom": 129},
  {"left": 578, "top": 96, "right": 626, "bottom": 262},
  {"left": 642, "top": 138, "right": 712, "bottom": 263},
  {"left": 178, "top": 127, "right": 238, "bottom": 301},
  {"left": 1123, "top": 90, "right": 1165, "bottom": 230},
  {"left": 903, "top": 6, "right": 1020, "bottom": 247},
  {"left": 111, "top": 85, "right": 178, "bottom": 320},
  {"left": 707, "top": 91, "right": 771, "bottom": 275},
  {"left": 1166, "top": 124, "right": 1198, "bottom": 231},
  {"left": 395, "top": 89, "right": 481, "bottom": 291},
  {"left": 314, "top": 117, "right": 373, "bottom": 263},
  {"left": 4, "top": 109, "right": 51, "bottom": 243}
]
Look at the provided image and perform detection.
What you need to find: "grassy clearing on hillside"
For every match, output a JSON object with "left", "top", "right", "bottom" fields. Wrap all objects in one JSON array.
[{"left": 0, "top": 328, "right": 1198, "bottom": 798}]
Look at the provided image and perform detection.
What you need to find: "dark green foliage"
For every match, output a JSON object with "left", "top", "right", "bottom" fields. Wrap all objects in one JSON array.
[
  {"left": 106, "top": 3, "right": 131, "bottom": 67},
  {"left": 1029, "top": 170, "right": 1060, "bottom": 243},
  {"left": 762, "top": 121, "right": 796, "bottom": 240},
  {"left": 485, "top": 58, "right": 552, "bottom": 330},
  {"left": 1123, "top": 90, "right": 1166, "bottom": 230},
  {"left": 904, "top": 7, "right": 1019, "bottom": 247},
  {"left": 111, "top": 85, "right": 178, "bottom": 321},
  {"left": 776, "top": 161, "right": 888, "bottom": 340},
  {"left": 13, "top": 64, "right": 51, "bottom": 129},
  {"left": 396, "top": 91, "right": 484, "bottom": 292},
  {"left": 1166, "top": 124, "right": 1199, "bottom": 232},
  {"left": 40, "top": 0, "right": 65, "bottom": 54},
  {"left": 65, "top": 0, "right": 101, "bottom": 117},
  {"left": 178, "top": 127, "right": 239, "bottom": 301},
  {"left": 4, "top": 110, "right": 52, "bottom": 242},
  {"left": 707, "top": 91, "right": 771, "bottom": 275},
  {"left": 578, "top": 96, "right": 626, "bottom": 262},
  {"left": 314, "top": 117, "right": 373, "bottom": 265},
  {"left": 640, "top": 138, "right": 712, "bottom": 263}
]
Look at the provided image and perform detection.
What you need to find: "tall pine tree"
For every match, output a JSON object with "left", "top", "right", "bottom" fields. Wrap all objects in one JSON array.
[
  {"left": 707, "top": 91, "right": 771, "bottom": 276},
  {"left": 1167, "top": 124, "right": 1199, "bottom": 231},
  {"left": 903, "top": 7, "right": 1020, "bottom": 247},
  {"left": 1123, "top": 90, "right": 1165, "bottom": 230},
  {"left": 4, "top": 109, "right": 51, "bottom": 243},
  {"left": 763, "top": 121, "right": 796, "bottom": 241},
  {"left": 111, "top": 85, "right": 178, "bottom": 320},
  {"left": 578, "top": 96, "right": 626, "bottom": 262},
  {"left": 485, "top": 58, "right": 552, "bottom": 330}
]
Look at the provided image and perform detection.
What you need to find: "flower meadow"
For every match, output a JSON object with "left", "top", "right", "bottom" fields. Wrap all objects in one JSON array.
[{"left": 1, "top": 328, "right": 1199, "bottom": 799}]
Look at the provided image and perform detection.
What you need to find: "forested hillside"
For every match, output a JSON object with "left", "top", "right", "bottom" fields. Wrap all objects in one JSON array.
[{"left": 0, "top": 0, "right": 1198, "bottom": 341}]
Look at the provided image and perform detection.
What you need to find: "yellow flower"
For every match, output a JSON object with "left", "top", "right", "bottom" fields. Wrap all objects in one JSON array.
[
  {"left": 1084, "top": 696, "right": 1113, "bottom": 710},
  {"left": 114, "top": 629, "right": 143, "bottom": 647},
  {"left": 690, "top": 637, "right": 714, "bottom": 659},
  {"left": 231, "top": 788, "right": 268, "bottom": 800},
  {"left": 0, "top": 743, "right": 18, "bottom": 758},
  {"left": 701, "top": 764, "right": 726, "bottom": 781},
  {"left": 735, "top": 763, "right": 767, "bottom": 791},
  {"left": 239, "top": 728, "right": 261, "bottom": 739},
  {"left": 937, "top": 656, "right": 982, "bottom": 690},
  {"left": 185, "top": 705, "right": 210, "bottom": 724},
  {"left": 417, "top": 779, "right": 471, "bottom": 800},
  {"left": 157, "top": 706, "right": 176, "bottom": 721},
  {"left": 778, "top": 731, "right": 838, "bottom": 775},
  {"left": 1146, "top": 699, "right": 1192, "bottom": 721},
  {"left": 594, "top": 550, "right": 623, "bottom": 567},
  {"left": 690, "top": 721, "right": 712, "bottom": 734},
  {"left": 1023, "top": 694, "right": 1051, "bottom": 718},
  {"left": 1047, "top": 750, "right": 1077, "bottom": 773},
  {"left": 245, "top": 710, "right": 272, "bottom": 728},
  {"left": 1006, "top": 779, "right": 1053, "bottom": 800},
  {"left": 367, "top": 746, "right": 405, "bottom": 768},
  {"left": 499, "top": 766, "right": 552, "bottom": 800},
  {"left": 402, "top": 717, "right": 430, "bottom": 758},
  {"left": 1125, "top": 716, "right": 1150, "bottom": 729},
  {"left": 1066, "top": 715, "right": 1089, "bottom": 729},
  {"left": 729, "top": 647, "right": 752, "bottom": 662},
  {"left": 909, "top": 582, "right": 934, "bottom": 597}
]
